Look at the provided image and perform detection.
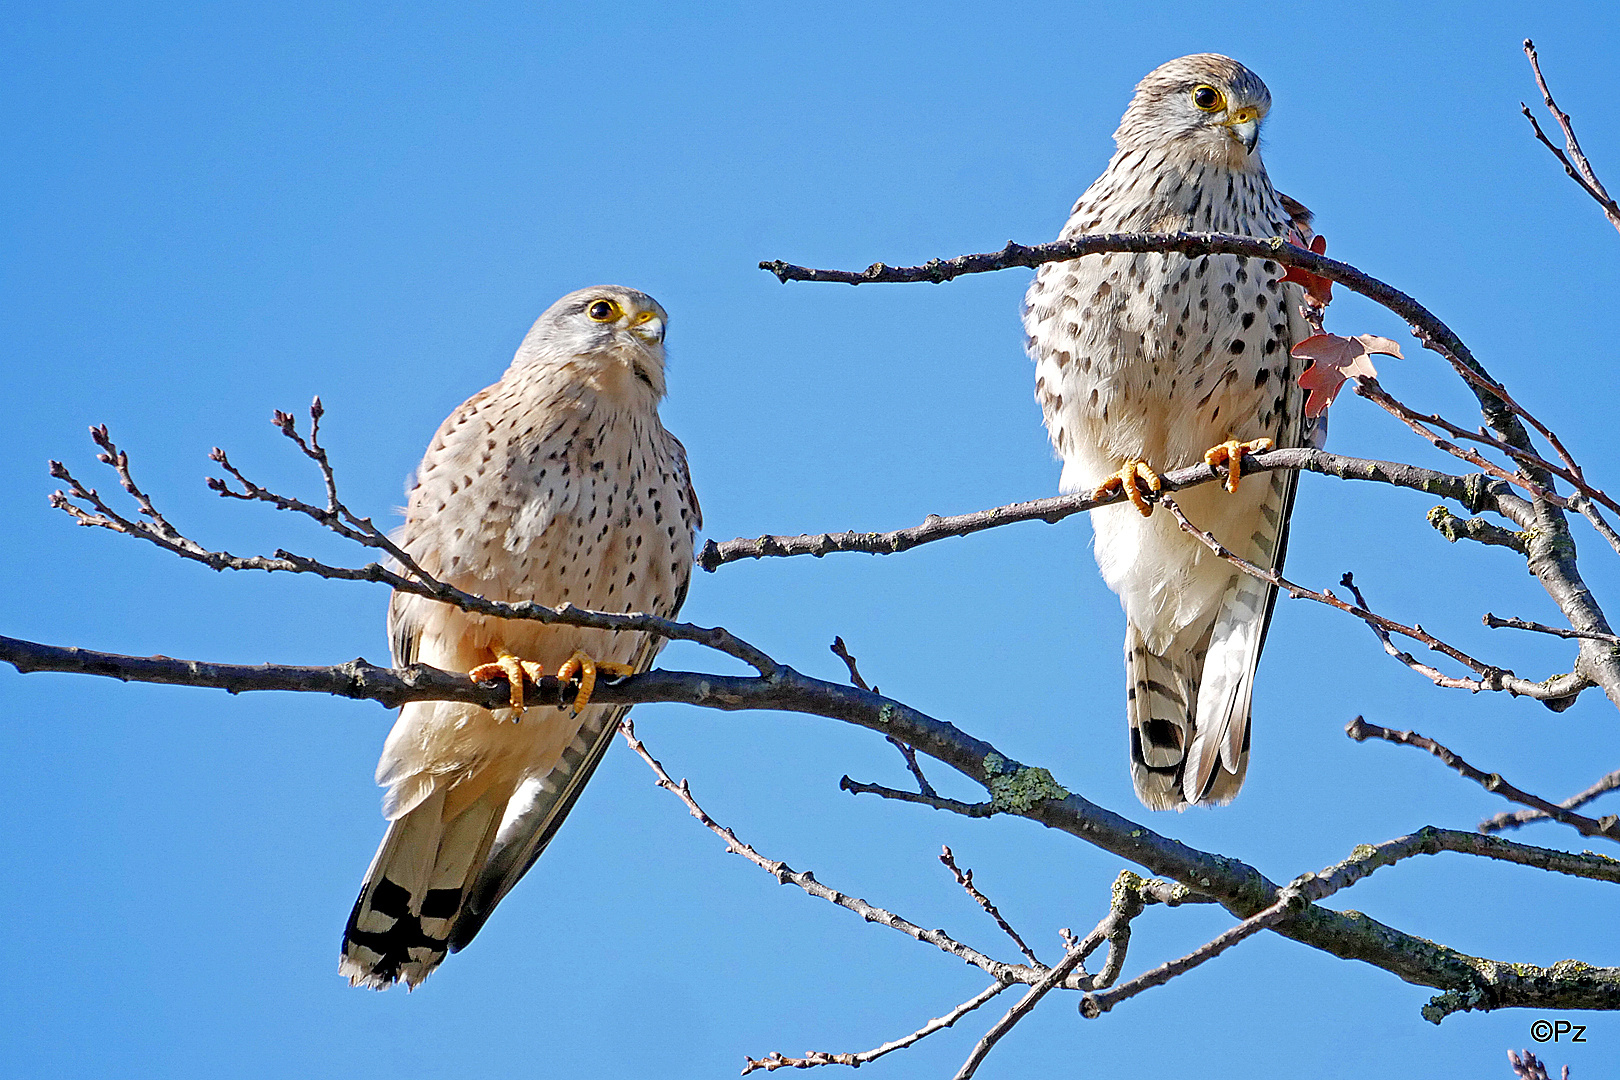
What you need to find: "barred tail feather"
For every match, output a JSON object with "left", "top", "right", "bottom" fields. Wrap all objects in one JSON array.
[
  {"left": 1126, "top": 623, "right": 1210, "bottom": 811},
  {"left": 449, "top": 702, "right": 629, "bottom": 953},
  {"left": 340, "top": 784, "right": 510, "bottom": 990},
  {"left": 1183, "top": 572, "right": 1265, "bottom": 805}
]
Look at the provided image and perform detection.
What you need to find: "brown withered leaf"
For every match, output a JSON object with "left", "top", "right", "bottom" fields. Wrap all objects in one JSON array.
[
  {"left": 1281, "top": 233, "right": 1334, "bottom": 308},
  {"left": 1294, "top": 333, "right": 1403, "bottom": 418}
]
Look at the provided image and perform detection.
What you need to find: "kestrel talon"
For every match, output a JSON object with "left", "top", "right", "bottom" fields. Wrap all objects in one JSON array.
[
  {"left": 1204, "top": 438, "right": 1275, "bottom": 494},
  {"left": 1093, "top": 459, "right": 1164, "bottom": 517},
  {"left": 468, "top": 651, "right": 550, "bottom": 713}
]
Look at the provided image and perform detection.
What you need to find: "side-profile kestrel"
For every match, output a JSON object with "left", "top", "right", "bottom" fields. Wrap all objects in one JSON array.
[
  {"left": 340, "top": 286, "right": 700, "bottom": 988},
  {"left": 1022, "top": 55, "right": 1319, "bottom": 810}
]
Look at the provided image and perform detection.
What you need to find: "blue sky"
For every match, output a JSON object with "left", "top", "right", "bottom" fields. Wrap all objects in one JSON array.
[{"left": 3, "top": 3, "right": 1618, "bottom": 1077}]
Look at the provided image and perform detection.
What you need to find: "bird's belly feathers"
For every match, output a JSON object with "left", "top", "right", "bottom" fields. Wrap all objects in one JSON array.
[
  {"left": 380, "top": 412, "right": 694, "bottom": 806},
  {"left": 1031, "top": 251, "right": 1298, "bottom": 493}
]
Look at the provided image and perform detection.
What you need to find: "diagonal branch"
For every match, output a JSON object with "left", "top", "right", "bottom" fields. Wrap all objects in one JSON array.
[
  {"left": 1346, "top": 717, "right": 1620, "bottom": 844},
  {"left": 939, "top": 846, "right": 1043, "bottom": 967},
  {"left": 743, "top": 981, "right": 1011, "bottom": 1074},
  {"left": 1159, "top": 497, "right": 1591, "bottom": 704},
  {"left": 1522, "top": 38, "right": 1620, "bottom": 235},
  {"left": 6, "top": 628, "right": 1620, "bottom": 1014},
  {"left": 50, "top": 425, "right": 777, "bottom": 676},
  {"left": 700, "top": 448, "right": 1496, "bottom": 571},
  {"left": 616, "top": 718, "right": 1063, "bottom": 991},
  {"left": 1481, "top": 767, "right": 1620, "bottom": 835}
]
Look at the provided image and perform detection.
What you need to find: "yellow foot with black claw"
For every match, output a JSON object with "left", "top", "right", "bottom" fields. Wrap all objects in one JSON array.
[
  {"left": 468, "top": 652, "right": 549, "bottom": 713},
  {"left": 1203, "top": 438, "right": 1275, "bottom": 494},
  {"left": 1093, "top": 459, "right": 1163, "bottom": 517},
  {"left": 556, "top": 650, "right": 637, "bottom": 714}
]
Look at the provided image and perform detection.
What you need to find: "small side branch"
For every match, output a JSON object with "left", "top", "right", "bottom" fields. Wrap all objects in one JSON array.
[
  {"left": 939, "top": 846, "right": 1043, "bottom": 966},
  {"left": 830, "top": 636, "right": 938, "bottom": 797},
  {"left": 840, "top": 776, "right": 996, "bottom": 817},
  {"left": 700, "top": 448, "right": 1491, "bottom": 571},
  {"left": 618, "top": 720, "right": 1054, "bottom": 989},
  {"left": 1427, "top": 506, "right": 1529, "bottom": 554},
  {"left": 741, "top": 981, "right": 1010, "bottom": 1075},
  {"left": 1522, "top": 38, "right": 1620, "bottom": 234},
  {"left": 1161, "top": 498, "right": 1590, "bottom": 704},
  {"left": 1346, "top": 717, "right": 1620, "bottom": 844},
  {"left": 1481, "top": 768, "right": 1620, "bottom": 836},
  {"left": 1484, "top": 613, "right": 1620, "bottom": 646}
]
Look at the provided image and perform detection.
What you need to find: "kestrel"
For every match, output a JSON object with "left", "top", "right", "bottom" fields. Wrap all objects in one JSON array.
[
  {"left": 1022, "top": 55, "right": 1319, "bottom": 810},
  {"left": 340, "top": 286, "right": 700, "bottom": 988}
]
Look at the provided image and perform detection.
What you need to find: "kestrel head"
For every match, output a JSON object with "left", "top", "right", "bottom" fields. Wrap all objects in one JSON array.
[
  {"left": 1114, "top": 54, "right": 1272, "bottom": 169},
  {"left": 514, "top": 285, "right": 671, "bottom": 398}
]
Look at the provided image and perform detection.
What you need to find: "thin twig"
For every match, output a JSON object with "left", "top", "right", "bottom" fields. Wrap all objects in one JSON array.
[
  {"left": 1481, "top": 768, "right": 1620, "bottom": 835},
  {"left": 700, "top": 448, "right": 1494, "bottom": 571},
  {"left": 1355, "top": 379, "right": 1568, "bottom": 510},
  {"left": 1346, "top": 717, "right": 1620, "bottom": 844},
  {"left": 1483, "top": 613, "right": 1620, "bottom": 646},
  {"left": 617, "top": 719, "right": 1061, "bottom": 989},
  {"left": 742, "top": 981, "right": 1010, "bottom": 1074},
  {"left": 1570, "top": 495, "right": 1620, "bottom": 557},
  {"left": 952, "top": 943, "right": 1088, "bottom": 1080},
  {"left": 940, "top": 847, "right": 1043, "bottom": 966},
  {"left": 831, "top": 637, "right": 937, "bottom": 797},
  {"left": 50, "top": 425, "right": 778, "bottom": 675},
  {"left": 1523, "top": 38, "right": 1620, "bottom": 235},
  {"left": 839, "top": 776, "right": 996, "bottom": 817},
  {"left": 1079, "top": 894, "right": 1296, "bottom": 1018},
  {"left": 1160, "top": 497, "right": 1591, "bottom": 703}
]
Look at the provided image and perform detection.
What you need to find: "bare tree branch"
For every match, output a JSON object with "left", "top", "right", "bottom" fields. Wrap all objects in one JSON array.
[
  {"left": 1080, "top": 893, "right": 1296, "bottom": 1019},
  {"left": 742, "top": 981, "right": 1011, "bottom": 1074},
  {"left": 7, "top": 626, "right": 1618, "bottom": 1017},
  {"left": 1160, "top": 498, "right": 1591, "bottom": 703},
  {"left": 700, "top": 448, "right": 1497, "bottom": 572},
  {"left": 1522, "top": 38, "right": 1620, "bottom": 235},
  {"left": 952, "top": 941, "right": 1088, "bottom": 1080},
  {"left": 1484, "top": 613, "right": 1620, "bottom": 646},
  {"left": 1481, "top": 768, "right": 1620, "bottom": 835},
  {"left": 939, "top": 846, "right": 1043, "bottom": 967},
  {"left": 615, "top": 718, "right": 1064, "bottom": 991},
  {"left": 49, "top": 425, "right": 779, "bottom": 676},
  {"left": 830, "top": 636, "right": 939, "bottom": 798},
  {"left": 1428, "top": 506, "right": 1529, "bottom": 554},
  {"left": 1346, "top": 717, "right": 1620, "bottom": 844},
  {"left": 839, "top": 776, "right": 996, "bottom": 818}
]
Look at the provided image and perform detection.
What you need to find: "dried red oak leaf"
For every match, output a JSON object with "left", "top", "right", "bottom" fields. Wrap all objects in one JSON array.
[
  {"left": 1294, "top": 333, "right": 1403, "bottom": 418},
  {"left": 1281, "top": 234, "right": 1334, "bottom": 308}
]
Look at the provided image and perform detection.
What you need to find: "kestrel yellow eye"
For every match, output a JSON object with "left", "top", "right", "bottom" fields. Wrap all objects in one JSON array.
[
  {"left": 587, "top": 299, "right": 621, "bottom": 322},
  {"left": 1191, "top": 85, "right": 1225, "bottom": 112}
]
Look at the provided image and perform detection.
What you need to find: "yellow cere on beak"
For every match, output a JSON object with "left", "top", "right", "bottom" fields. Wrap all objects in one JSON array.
[
  {"left": 1226, "top": 106, "right": 1260, "bottom": 154},
  {"left": 630, "top": 309, "right": 665, "bottom": 343}
]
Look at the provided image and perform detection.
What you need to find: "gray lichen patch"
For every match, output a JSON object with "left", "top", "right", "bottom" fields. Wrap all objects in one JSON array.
[{"left": 982, "top": 751, "right": 1070, "bottom": 813}]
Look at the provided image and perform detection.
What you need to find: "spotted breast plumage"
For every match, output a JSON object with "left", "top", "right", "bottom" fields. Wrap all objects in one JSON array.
[
  {"left": 340, "top": 286, "right": 700, "bottom": 988},
  {"left": 1022, "top": 55, "right": 1319, "bottom": 810}
]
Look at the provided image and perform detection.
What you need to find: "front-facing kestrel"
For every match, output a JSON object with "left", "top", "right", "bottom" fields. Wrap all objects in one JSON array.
[
  {"left": 1023, "top": 55, "right": 1319, "bottom": 810},
  {"left": 340, "top": 286, "right": 700, "bottom": 988}
]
